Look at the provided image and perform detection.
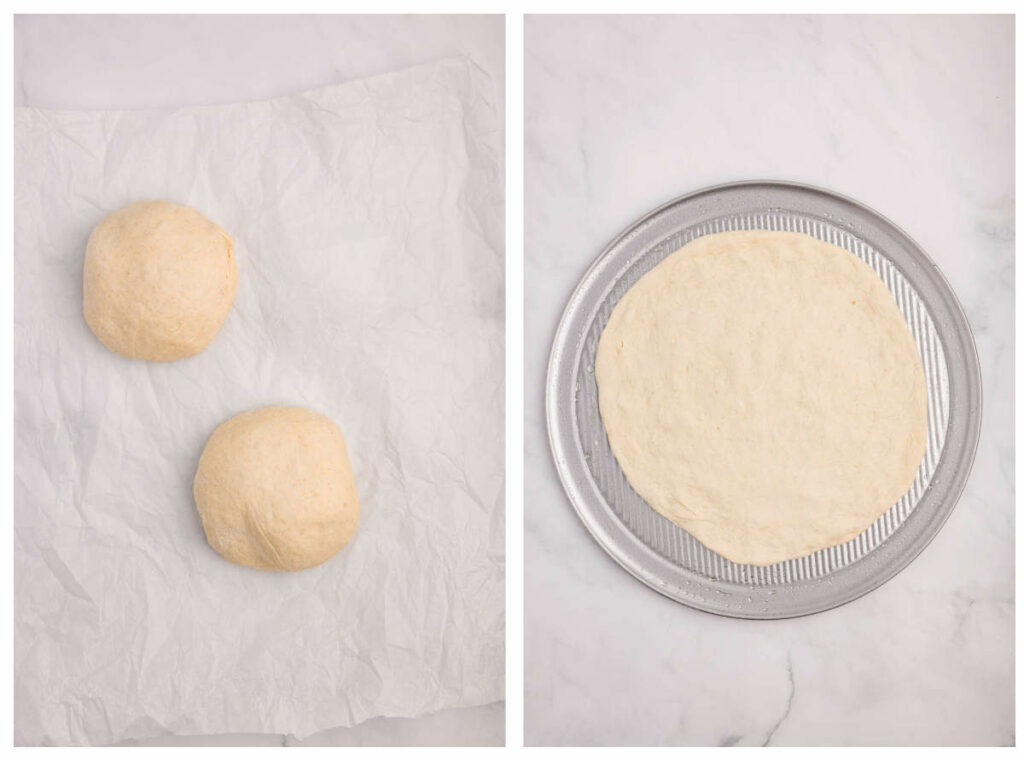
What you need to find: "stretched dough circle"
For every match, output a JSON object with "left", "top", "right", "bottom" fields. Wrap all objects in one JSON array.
[
  {"left": 193, "top": 406, "right": 360, "bottom": 571},
  {"left": 83, "top": 200, "right": 237, "bottom": 361},
  {"left": 595, "top": 230, "right": 927, "bottom": 565}
]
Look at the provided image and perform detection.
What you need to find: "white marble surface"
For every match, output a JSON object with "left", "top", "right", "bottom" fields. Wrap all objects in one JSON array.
[
  {"left": 525, "top": 15, "right": 1013, "bottom": 747},
  {"left": 14, "top": 14, "right": 504, "bottom": 747}
]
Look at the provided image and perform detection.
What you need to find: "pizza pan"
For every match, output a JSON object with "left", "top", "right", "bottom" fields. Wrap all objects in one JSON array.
[{"left": 545, "top": 180, "right": 982, "bottom": 618}]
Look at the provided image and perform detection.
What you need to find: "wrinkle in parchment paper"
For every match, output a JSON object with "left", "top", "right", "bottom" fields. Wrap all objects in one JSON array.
[{"left": 13, "top": 57, "right": 504, "bottom": 746}]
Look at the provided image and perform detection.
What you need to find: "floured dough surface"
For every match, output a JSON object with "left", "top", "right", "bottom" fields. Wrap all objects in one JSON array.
[
  {"left": 595, "top": 230, "right": 927, "bottom": 566},
  {"left": 83, "top": 200, "right": 237, "bottom": 361},
  {"left": 193, "top": 406, "right": 359, "bottom": 571}
]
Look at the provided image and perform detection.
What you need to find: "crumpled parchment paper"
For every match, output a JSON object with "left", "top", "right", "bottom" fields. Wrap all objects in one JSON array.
[{"left": 13, "top": 56, "right": 504, "bottom": 746}]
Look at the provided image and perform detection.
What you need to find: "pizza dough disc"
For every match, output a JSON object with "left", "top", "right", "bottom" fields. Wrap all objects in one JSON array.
[
  {"left": 83, "top": 200, "right": 237, "bottom": 361},
  {"left": 595, "top": 230, "right": 927, "bottom": 566},
  {"left": 193, "top": 406, "right": 360, "bottom": 571}
]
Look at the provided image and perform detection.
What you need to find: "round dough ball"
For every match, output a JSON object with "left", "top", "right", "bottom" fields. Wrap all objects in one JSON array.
[
  {"left": 193, "top": 406, "right": 360, "bottom": 571},
  {"left": 83, "top": 200, "right": 237, "bottom": 361},
  {"left": 596, "top": 230, "right": 927, "bottom": 566}
]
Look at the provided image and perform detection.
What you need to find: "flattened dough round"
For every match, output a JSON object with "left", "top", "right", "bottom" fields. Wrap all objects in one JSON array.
[
  {"left": 193, "top": 406, "right": 360, "bottom": 571},
  {"left": 83, "top": 200, "right": 237, "bottom": 361},
  {"left": 595, "top": 230, "right": 927, "bottom": 565}
]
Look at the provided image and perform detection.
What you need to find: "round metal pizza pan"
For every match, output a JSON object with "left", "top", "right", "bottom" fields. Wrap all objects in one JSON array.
[{"left": 545, "top": 180, "right": 982, "bottom": 618}]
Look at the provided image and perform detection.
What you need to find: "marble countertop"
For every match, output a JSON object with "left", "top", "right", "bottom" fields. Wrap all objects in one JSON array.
[
  {"left": 525, "top": 15, "right": 1013, "bottom": 747},
  {"left": 14, "top": 14, "right": 504, "bottom": 747}
]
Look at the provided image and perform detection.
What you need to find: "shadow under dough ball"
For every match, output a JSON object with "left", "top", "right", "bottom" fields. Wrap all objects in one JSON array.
[
  {"left": 193, "top": 406, "right": 360, "bottom": 571},
  {"left": 83, "top": 200, "right": 237, "bottom": 361}
]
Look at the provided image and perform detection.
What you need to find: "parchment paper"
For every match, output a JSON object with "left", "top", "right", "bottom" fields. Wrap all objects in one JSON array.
[{"left": 13, "top": 56, "right": 504, "bottom": 746}]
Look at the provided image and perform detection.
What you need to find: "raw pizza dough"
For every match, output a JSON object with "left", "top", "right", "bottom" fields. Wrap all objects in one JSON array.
[
  {"left": 193, "top": 406, "right": 360, "bottom": 571},
  {"left": 595, "top": 230, "right": 927, "bottom": 566},
  {"left": 83, "top": 200, "right": 237, "bottom": 361}
]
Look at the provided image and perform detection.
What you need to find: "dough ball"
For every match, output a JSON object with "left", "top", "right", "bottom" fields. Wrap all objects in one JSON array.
[
  {"left": 83, "top": 200, "right": 237, "bottom": 361},
  {"left": 193, "top": 406, "right": 360, "bottom": 571},
  {"left": 596, "top": 230, "right": 927, "bottom": 566}
]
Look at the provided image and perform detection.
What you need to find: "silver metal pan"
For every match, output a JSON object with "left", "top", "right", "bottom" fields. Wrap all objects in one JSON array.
[{"left": 546, "top": 181, "right": 982, "bottom": 618}]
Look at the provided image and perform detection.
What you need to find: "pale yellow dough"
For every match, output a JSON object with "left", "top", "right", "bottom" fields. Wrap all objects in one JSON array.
[
  {"left": 595, "top": 230, "right": 927, "bottom": 566},
  {"left": 193, "top": 406, "right": 360, "bottom": 571},
  {"left": 83, "top": 200, "right": 237, "bottom": 361}
]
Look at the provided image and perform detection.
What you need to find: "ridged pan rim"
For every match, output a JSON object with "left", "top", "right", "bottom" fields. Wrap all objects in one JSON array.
[{"left": 545, "top": 180, "right": 983, "bottom": 619}]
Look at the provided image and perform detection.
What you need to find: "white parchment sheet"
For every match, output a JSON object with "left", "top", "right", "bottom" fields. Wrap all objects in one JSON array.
[{"left": 13, "top": 57, "right": 504, "bottom": 746}]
